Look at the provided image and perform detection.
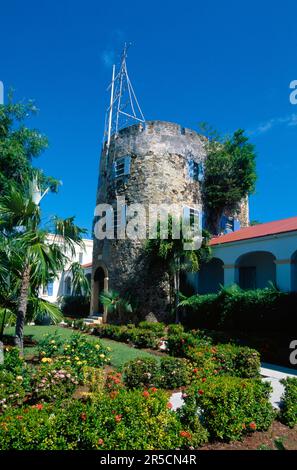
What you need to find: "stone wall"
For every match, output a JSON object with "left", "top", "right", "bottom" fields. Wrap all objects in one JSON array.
[{"left": 91, "top": 120, "right": 250, "bottom": 322}]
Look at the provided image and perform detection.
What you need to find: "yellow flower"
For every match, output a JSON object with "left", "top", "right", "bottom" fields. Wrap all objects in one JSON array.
[
  {"left": 41, "top": 351, "right": 46, "bottom": 356},
  {"left": 74, "top": 356, "right": 80, "bottom": 361},
  {"left": 41, "top": 357, "right": 52, "bottom": 363},
  {"left": 95, "top": 344, "right": 100, "bottom": 350},
  {"left": 99, "top": 354, "right": 105, "bottom": 358},
  {"left": 106, "top": 347, "right": 111, "bottom": 352},
  {"left": 50, "top": 340, "right": 56, "bottom": 344},
  {"left": 77, "top": 361, "right": 83, "bottom": 365},
  {"left": 16, "top": 376, "right": 23, "bottom": 381}
]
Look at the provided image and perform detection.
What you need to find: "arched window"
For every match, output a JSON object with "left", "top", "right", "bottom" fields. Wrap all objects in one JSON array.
[{"left": 64, "top": 276, "right": 72, "bottom": 296}]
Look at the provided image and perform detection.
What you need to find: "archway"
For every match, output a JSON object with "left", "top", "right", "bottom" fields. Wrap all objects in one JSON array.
[
  {"left": 236, "top": 251, "right": 276, "bottom": 290},
  {"left": 197, "top": 257, "right": 224, "bottom": 294},
  {"left": 92, "top": 264, "right": 108, "bottom": 318},
  {"left": 291, "top": 251, "right": 297, "bottom": 292},
  {"left": 64, "top": 276, "right": 72, "bottom": 296}
]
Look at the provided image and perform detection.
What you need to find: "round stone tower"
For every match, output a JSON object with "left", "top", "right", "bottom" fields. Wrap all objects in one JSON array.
[
  {"left": 91, "top": 120, "right": 208, "bottom": 322},
  {"left": 91, "top": 120, "right": 249, "bottom": 322}
]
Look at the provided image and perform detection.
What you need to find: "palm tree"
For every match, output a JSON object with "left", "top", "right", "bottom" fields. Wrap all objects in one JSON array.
[
  {"left": 0, "top": 181, "right": 87, "bottom": 351},
  {"left": 68, "top": 262, "right": 91, "bottom": 296},
  {"left": 145, "top": 216, "right": 211, "bottom": 322},
  {"left": 100, "top": 290, "right": 133, "bottom": 323}
]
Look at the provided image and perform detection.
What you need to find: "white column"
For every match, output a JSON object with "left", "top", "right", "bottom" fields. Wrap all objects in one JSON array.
[
  {"left": 223, "top": 264, "right": 237, "bottom": 287},
  {"left": 274, "top": 259, "right": 292, "bottom": 292}
]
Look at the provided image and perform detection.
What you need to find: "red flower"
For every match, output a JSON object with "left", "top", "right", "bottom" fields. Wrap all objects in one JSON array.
[
  {"left": 150, "top": 387, "right": 158, "bottom": 393},
  {"left": 213, "top": 370, "right": 218, "bottom": 374},
  {"left": 180, "top": 431, "right": 192, "bottom": 439},
  {"left": 35, "top": 404, "right": 43, "bottom": 410},
  {"left": 249, "top": 422, "right": 257, "bottom": 431},
  {"left": 80, "top": 412, "right": 87, "bottom": 421},
  {"left": 167, "top": 402, "right": 173, "bottom": 409},
  {"left": 98, "top": 438, "right": 104, "bottom": 446},
  {"left": 16, "top": 416, "right": 23, "bottom": 420},
  {"left": 202, "top": 378, "right": 207, "bottom": 383},
  {"left": 198, "top": 389, "right": 204, "bottom": 395},
  {"left": 143, "top": 391, "right": 150, "bottom": 398},
  {"left": 193, "top": 368, "right": 198, "bottom": 374},
  {"left": 115, "top": 414, "right": 122, "bottom": 423}
]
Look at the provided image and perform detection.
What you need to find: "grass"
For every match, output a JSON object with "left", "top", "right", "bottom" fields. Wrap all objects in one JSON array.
[{"left": 4, "top": 325, "right": 159, "bottom": 369}]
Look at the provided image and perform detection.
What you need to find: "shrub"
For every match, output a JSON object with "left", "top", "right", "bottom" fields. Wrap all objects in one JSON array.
[
  {"left": 280, "top": 377, "right": 297, "bottom": 428},
  {"left": 62, "top": 333, "right": 110, "bottom": 372},
  {"left": 0, "top": 389, "right": 209, "bottom": 449},
  {"left": 0, "top": 370, "right": 27, "bottom": 412},
  {"left": 166, "top": 332, "right": 210, "bottom": 357},
  {"left": 31, "top": 362, "right": 79, "bottom": 403},
  {"left": 0, "top": 347, "right": 24, "bottom": 374},
  {"left": 138, "top": 321, "right": 165, "bottom": 334},
  {"left": 128, "top": 329, "right": 160, "bottom": 349},
  {"left": 123, "top": 357, "right": 160, "bottom": 389},
  {"left": 60, "top": 295, "right": 90, "bottom": 318},
  {"left": 37, "top": 331, "right": 64, "bottom": 357},
  {"left": 167, "top": 324, "right": 184, "bottom": 336},
  {"left": 182, "top": 288, "right": 297, "bottom": 336},
  {"left": 159, "top": 357, "right": 192, "bottom": 389},
  {"left": 186, "top": 376, "right": 275, "bottom": 441}
]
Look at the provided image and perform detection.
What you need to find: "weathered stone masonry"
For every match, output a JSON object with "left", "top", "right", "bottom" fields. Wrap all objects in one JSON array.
[{"left": 91, "top": 120, "right": 249, "bottom": 322}]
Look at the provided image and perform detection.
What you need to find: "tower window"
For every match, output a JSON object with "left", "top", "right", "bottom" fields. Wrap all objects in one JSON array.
[
  {"left": 188, "top": 160, "right": 204, "bottom": 182},
  {"left": 113, "top": 155, "right": 131, "bottom": 179}
]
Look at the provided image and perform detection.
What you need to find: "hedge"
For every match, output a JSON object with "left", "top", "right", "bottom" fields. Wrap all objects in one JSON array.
[
  {"left": 280, "top": 377, "right": 297, "bottom": 428},
  {"left": 181, "top": 288, "right": 297, "bottom": 335}
]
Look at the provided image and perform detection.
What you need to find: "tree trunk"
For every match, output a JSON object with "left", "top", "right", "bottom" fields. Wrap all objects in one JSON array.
[
  {"left": 15, "top": 264, "right": 30, "bottom": 354},
  {"left": 174, "top": 256, "right": 181, "bottom": 323}
]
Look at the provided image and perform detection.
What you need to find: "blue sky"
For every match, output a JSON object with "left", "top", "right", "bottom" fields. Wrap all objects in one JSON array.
[{"left": 1, "top": 0, "right": 297, "bottom": 235}]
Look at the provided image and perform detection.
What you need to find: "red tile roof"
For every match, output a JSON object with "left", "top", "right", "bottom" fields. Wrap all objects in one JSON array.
[
  {"left": 81, "top": 262, "right": 92, "bottom": 268},
  {"left": 210, "top": 216, "right": 297, "bottom": 246}
]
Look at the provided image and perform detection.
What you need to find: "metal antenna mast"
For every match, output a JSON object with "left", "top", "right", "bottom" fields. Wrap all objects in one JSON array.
[{"left": 103, "top": 43, "right": 145, "bottom": 148}]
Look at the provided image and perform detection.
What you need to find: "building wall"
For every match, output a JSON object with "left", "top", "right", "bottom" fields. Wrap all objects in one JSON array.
[
  {"left": 194, "top": 231, "right": 297, "bottom": 293},
  {"left": 39, "top": 236, "right": 93, "bottom": 304}
]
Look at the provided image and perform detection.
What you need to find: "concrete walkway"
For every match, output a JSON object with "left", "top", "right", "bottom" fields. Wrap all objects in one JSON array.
[{"left": 169, "top": 363, "right": 297, "bottom": 411}]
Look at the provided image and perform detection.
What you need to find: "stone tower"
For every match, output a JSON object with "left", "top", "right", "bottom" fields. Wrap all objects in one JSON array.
[{"left": 91, "top": 120, "right": 210, "bottom": 322}]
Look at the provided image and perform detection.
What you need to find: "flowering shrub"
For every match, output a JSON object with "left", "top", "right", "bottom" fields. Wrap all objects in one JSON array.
[
  {"left": 0, "top": 370, "right": 27, "bottom": 412},
  {"left": 185, "top": 376, "right": 275, "bottom": 441},
  {"left": 167, "top": 324, "right": 184, "bottom": 336},
  {"left": 0, "top": 347, "right": 24, "bottom": 374},
  {"left": 62, "top": 333, "right": 110, "bottom": 370},
  {"left": 38, "top": 332, "right": 110, "bottom": 375},
  {"left": 166, "top": 333, "right": 210, "bottom": 357},
  {"left": 128, "top": 329, "right": 160, "bottom": 349},
  {"left": 105, "top": 371, "right": 125, "bottom": 393},
  {"left": 159, "top": 357, "right": 192, "bottom": 389},
  {"left": 280, "top": 377, "right": 297, "bottom": 428},
  {"left": 31, "top": 362, "right": 79, "bottom": 403},
  {"left": 37, "top": 331, "right": 65, "bottom": 357},
  {"left": 0, "top": 389, "right": 208, "bottom": 449},
  {"left": 123, "top": 358, "right": 160, "bottom": 389}
]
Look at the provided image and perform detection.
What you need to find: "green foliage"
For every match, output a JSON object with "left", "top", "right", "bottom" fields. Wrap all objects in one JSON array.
[
  {"left": 201, "top": 126, "right": 256, "bottom": 234},
  {"left": 280, "top": 377, "right": 297, "bottom": 428},
  {"left": 93, "top": 323, "right": 163, "bottom": 349},
  {"left": 60, "top": 295, "right": 90, "bottom": 318},
  {"left": 123, "top": 357, "right": 160, "bottom": 389},
  {"left": 181, "top": 287, "right": 297, "bottom": 335},
  {"left": 100, "top": 290, "right": 133, "bottom": 322},
  {"left": 0, "top": 98, "right": 49, "bottom": 194},
  {"left": 167, "top": 323, "right": 184, "bottom": 336},
  {"left": 38, "top": 332, "right": 110, "bottom": 376},
  {"left": 0, "top": 389, "right": 208, "bottom": 450},
  {"left": 0, "top": 370, "right": 27, "bottom": 411},
  {"left": 138, "top": 321, "right": 165, "bottom": 334},
  {"left": 159, "top": 357, "right": 192, "bottom": 389},
  {"left": 123, "top": 356, "right": 192, "bottom": 390},
  {"left": 185, "top": 376, "right": 275, "bottom": 441},
  {"left": 31, "top": 362, "right": 78, "bottom": 403},
  {"left": 166, "top": 332, "right": 211, "bottom": 357}
]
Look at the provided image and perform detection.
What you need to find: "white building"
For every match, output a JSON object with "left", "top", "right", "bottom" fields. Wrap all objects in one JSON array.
[
  {"left": 194, "top": 216, "right": 297, "bottom": 294},
  {"left": 39, "top": 235, "right": 93, "bottom": 304}
]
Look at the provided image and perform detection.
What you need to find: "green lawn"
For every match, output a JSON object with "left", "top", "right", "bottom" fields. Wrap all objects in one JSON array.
[{"left": 4, "top": 325, "right": 159, "bottom": 369}]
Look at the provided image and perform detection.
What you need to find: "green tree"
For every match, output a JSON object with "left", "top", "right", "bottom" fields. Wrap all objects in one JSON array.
[
  {"left": 201, "top": 124, "right": 256, "bottom": 235},
  {"left": 0, "top": 181, "right": 86, "bottom": 351},
  {"left": 0, "top": 95, "right": 58, "bottom": 195}
]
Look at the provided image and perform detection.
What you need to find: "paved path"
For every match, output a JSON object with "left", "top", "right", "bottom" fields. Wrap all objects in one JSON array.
[{"left": 169, "top": 363, "right": 297, "bottom": 411}]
